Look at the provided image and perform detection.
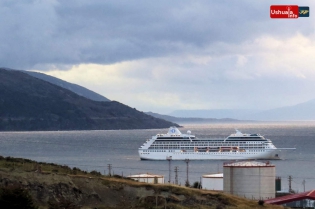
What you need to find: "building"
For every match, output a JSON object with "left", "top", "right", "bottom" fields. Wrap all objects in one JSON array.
[
  {"left": 265, "top": 190, "right": 315, "bottom": 208},
  {"left": 202, "top": 173, "right": 223, "bottom": 191},
  {"left": 127, "top": 173, "right": 164, "bottom": 184},
  {"left": 223, "top": 161, "right": 275, "bottom": 200}
]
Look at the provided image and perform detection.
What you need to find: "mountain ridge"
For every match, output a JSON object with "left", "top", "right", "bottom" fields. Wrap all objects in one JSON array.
[
  {"left": 146, "top": 112, "right": 243, "bottom": 123},
  {"left": 169, "top": 99, "right": 315, "bottom": 121},
  {"left": 169, "top": 109, "right": 259, "bottom": 120},
  {"left": 0, "top": 68, "right": 178, "bottom": 131},
  {"left": 243, "top": 99, "right": 315, "bottom": 121},
  {"left": 2, "top": 68, "right": 110, "bottom": 102}
]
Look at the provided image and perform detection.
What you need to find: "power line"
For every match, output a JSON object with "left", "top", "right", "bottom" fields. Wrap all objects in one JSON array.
[
  {"left": 2, "top": 157, "right": 313, "bottom": 182},
  {"left": 1, "top": 138, "right": 310, "bottom": 161},
  {"left": 2, "top": 156, "right": 315, "bottom": 181},
  {"left": 3, "top": 140, "right": 315, "bottom": 182}
]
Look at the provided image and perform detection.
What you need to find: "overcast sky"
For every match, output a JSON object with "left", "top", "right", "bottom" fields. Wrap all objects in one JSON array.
[{"left": 1, "top": 0, "right": 315, "bottom": 114}]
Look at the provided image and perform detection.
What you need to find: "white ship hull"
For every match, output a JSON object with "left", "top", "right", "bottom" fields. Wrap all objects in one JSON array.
[
  {"left": 139, "top": 149, "right": 282, "bottom": 160},
  {"left": 138, "top": 127, "right": 293, "bottom": 161}
]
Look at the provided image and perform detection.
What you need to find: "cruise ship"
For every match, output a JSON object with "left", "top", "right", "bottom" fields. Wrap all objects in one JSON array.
[{"left": 139, "top": 127, "right": 294, "bottom": 160}]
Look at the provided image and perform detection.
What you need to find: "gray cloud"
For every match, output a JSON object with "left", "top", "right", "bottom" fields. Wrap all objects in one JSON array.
[
  {"left": 1, "top": 0, "right": 314, "bottom": 70},
  {"left": 2, "top": 0, "right": 315, "bottom": 113}
]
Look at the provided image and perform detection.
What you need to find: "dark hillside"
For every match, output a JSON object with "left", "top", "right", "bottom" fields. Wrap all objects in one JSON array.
[
  {"left": 22, "top": 70, "right": 110, "bottom": 102},
  {"left": 0, "top": 68, "right": 178, "bottom": 131}
]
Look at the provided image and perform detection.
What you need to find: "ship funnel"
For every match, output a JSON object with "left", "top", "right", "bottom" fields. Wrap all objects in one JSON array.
[{"left": 167, "top": 127, "right": 182, "bottom": 135}]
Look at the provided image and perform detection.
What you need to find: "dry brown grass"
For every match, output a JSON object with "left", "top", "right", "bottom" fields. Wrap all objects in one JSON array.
[{"left": 0, "top": 156, "right": 286, "bottom": 209}]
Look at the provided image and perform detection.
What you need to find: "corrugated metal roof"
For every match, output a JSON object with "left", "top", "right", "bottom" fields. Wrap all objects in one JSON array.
[
  {"left": 265, "top": 190, "right": 315, "bottom": 205},
  {"left": 223, "top": 161, "right": 274, "bottom": 167},
  {"left": 202, "top": 173, "right": 223, "bottom": 178}
]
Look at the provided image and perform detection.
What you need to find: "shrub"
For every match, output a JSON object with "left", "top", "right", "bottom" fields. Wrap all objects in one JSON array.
[
  {"left": 0, "top": 185, "right": 38, "bottom": 209},
  {"left": 192, "top": 181, "right": 202, "bottom": 189},
  {"left": 113, "top": 174, "right": 123, "bottom": 178},
  {"left": 90, "top": 170, "right": 102, "bottom": 176}
]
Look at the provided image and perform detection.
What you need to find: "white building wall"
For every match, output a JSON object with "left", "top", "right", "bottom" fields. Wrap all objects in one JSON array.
[
  {"left": 129, "top": 176, "right": 164, "bottom": 184},
  {"left": 202, "top": 178, "right": 223, "bottom": 191},
  {"left": 224, "top": 166, "right": 275, "bottom": 200}
]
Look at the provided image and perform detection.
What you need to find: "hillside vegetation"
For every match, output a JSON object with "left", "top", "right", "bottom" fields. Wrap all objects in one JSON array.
[
  {"left": 0, "top": 68, "right": 178, "bottom": 131},
  {"left": 0, "top": 156, "right": 285, "bottom": 209}
]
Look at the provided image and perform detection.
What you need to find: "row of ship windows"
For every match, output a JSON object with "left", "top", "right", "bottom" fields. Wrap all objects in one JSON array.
[
  {"left": 170, "top": 151, "right": 265, "bottom": 154},
  {"left": 151, "top": 144, "right": 265, "bottom": 146},
  {"left": 153, "top": 143, "right": 265, "bottom": 145},
  {"left": 142, "top": 150, "right": 265, "bottom": 153},
  {"left": 149, "top": 147, "right": 266, "bottom": 149},
  {"left": 153, "top": 141, "right": 264, "bottom": 144},
  {"left": 151, "top": 144, "right": 265, "bottom": 147},
  {"left": 141, "top": 152, "right": 265, "bottom": 154}
]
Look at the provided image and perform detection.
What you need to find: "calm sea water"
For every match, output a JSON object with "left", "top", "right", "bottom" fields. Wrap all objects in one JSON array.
[{"left": 1, "top": 122, "right": 315, "bottom": 192}]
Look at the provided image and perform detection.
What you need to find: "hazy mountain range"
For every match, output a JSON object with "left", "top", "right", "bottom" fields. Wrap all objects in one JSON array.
[
  {"left": 244, "top": 99, "right": 315, "bottom": 121},
  {"left": 2, "top": 67, "right": 314, "bottom": 124},
  {"left": 169, "top": 99, "right": 315, "bottom": 121},
  {"left": 169, "top": 109, "right": 258, "bottom": 120},
  {"left": 0, "top": 68, "right": 178, "bottom": 131},
  {"left": 145, "top": 112, "right": 242, "bottom": 123}
]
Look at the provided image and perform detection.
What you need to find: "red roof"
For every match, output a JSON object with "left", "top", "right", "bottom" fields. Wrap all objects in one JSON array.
[{"left": 265, "top": 190, "right": 315, "bottom": 205}]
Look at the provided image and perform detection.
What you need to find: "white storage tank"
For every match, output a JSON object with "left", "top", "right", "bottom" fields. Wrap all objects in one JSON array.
[
  {"left": 223, "top": 161, "right": 275, "bottom": 200},
  {"left": 127, "top": 173, "right": 164, "bottom": 184},
  {"left": 202, "top": 173, "right": 223, "bottom": 191}
]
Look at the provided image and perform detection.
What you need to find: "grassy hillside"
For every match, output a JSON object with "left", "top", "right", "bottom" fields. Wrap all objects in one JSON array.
[
  {"left": 0, "top": 156, "right": 285, "bottom": 209},
  {"left": 0, "top": 68, "right": 178, "bottom": 130}
]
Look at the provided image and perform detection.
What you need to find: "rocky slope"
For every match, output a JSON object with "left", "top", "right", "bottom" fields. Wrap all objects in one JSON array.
[{"left": 0, "top": 157, "right": 283, "bottom": 209}]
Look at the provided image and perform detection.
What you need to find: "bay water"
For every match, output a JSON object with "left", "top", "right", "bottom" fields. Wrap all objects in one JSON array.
[{"left": 1, "top": 122, "right": 315, "bottom": 192}]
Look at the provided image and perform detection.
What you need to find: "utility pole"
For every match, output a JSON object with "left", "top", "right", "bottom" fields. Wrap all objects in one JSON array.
[
  {"left": 302, "top": 179, "right": 306, "bottom": 208},
  {"left": 185, "top": 159, "right": 190, "bottom": 187},
  {"left": 107, "top": 164, "right": 112, "bottom": 176},
  {"left": 174, "top": 166, "right": 178, "bottom": 185},
  {"left": 288, "top": 175, "right": 292, "bottom": 193},
  {"left": 166, "top": 156, "right": 172, "bottom": 183}
]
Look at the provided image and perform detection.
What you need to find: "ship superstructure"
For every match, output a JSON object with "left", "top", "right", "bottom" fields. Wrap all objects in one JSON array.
[{"left": 138, "top": 127, "right": 289, "bottom": 160}]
